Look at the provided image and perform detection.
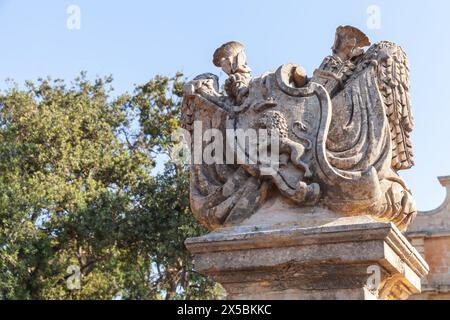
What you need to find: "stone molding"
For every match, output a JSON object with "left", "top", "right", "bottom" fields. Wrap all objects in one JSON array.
[{"left": 186, "top": 216, "right": 429, "bottom": 300}]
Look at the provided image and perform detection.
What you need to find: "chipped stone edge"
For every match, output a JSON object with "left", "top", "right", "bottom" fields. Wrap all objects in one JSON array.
[{"left": 185, "top": 218, "right": 429, "bottom": 279}]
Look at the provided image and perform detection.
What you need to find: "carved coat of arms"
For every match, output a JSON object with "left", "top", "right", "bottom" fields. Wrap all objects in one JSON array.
[{"left": 181, "top": 26, "right": 416, "bottom": 232}]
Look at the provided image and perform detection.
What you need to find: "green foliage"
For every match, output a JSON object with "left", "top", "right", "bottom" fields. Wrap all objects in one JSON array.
[
  {"left": 0, "top": 73, "right": 222, "bottom": 300},
  {"left": 127, "top": 73, "right": 185, "bottom": 153}
]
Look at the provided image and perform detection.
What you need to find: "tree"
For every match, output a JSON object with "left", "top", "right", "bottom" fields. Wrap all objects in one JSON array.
[{"left": 0, "top": 73, "right": 222, "bottom": 300}]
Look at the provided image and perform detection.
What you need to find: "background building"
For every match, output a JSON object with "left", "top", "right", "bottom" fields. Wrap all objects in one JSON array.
[{"left": 408, "top": 176, "right": 450, "bottom": 299}]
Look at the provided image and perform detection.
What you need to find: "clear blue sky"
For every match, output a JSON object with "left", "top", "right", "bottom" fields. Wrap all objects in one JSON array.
[{"left": 0, "top": 0, "right": 449, "bottom": 211}]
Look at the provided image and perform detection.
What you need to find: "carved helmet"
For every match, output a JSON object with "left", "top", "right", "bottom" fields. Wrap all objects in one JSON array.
[
  {"left": 213, "top": 41, "right": 246, "bottom": 67},
  {"left": 332, "top": 25, "right": 371, "bottom": 54}
]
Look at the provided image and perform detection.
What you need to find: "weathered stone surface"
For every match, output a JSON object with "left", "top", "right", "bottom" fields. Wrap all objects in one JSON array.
[
  {"left": 182, "top": 25, "right": 428, "bottom": 300},
  {"left": 186, "top": 216, "right": 428, "bottom": 300},
  {"left": 182, "top": 25, "right": 417, "bottom": 232}
]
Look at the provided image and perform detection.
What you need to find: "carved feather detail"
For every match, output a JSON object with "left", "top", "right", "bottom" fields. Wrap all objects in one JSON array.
[{"left": 370, "top": 41, "right": 415, "bottom": 171}]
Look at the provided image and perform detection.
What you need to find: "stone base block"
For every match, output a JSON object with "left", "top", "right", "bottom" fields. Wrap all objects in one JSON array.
[{"left": 185, "top": 216, "right": 429, "bottom": 300}]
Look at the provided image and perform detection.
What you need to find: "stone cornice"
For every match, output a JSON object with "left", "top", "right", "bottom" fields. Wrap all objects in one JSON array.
[
  {"left": 407, "top": 176, "right": 450, "bottom": 236},
  {"left": 418, "top": 176, "right": 450, "bottom": 216},
  {"left": 186, "top": 216, "right": 429, "bottom": 278}
]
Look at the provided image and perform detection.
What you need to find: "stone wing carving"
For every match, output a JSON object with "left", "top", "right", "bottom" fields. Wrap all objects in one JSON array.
[{"left": 369, "top": 41, "right": 414, "bottom": 171}]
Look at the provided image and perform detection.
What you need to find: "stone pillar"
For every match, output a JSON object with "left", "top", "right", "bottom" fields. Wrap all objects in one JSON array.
[{"left": 186, "top": 216, "right": 429, "bottom": 300}]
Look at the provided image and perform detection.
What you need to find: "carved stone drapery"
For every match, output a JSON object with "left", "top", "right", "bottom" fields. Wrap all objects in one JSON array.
[
  {"left": 182, "top": 26, "right": 428, "bottom": 300},
  {"left": 182, "top": 27, "right": 416, "bottom": 232}
]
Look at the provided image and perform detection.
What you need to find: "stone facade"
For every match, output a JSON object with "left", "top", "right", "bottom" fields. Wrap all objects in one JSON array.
[{"left": 408, "top": 176, "right": 450, "bottom": 300}]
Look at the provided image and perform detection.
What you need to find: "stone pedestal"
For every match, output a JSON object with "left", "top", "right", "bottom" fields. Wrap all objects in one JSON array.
[{"left": 185, "top": 216, "right": 429, "bottom": 300}]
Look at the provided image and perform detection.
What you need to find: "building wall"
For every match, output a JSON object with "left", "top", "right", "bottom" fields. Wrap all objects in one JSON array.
[
  {"left": 424, "top": 237, "right": 450, "bottom": 284},
  {"left": 407, "top": 176, "right": 450, "bottom": 300}
]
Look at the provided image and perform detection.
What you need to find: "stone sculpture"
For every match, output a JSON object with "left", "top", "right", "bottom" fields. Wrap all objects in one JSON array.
[
  {"left": 182, "top": 26, "right": 428, "bottom": 300},
  {"left": 182, "top": 25, "right": 416, "bottom": 232}
]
